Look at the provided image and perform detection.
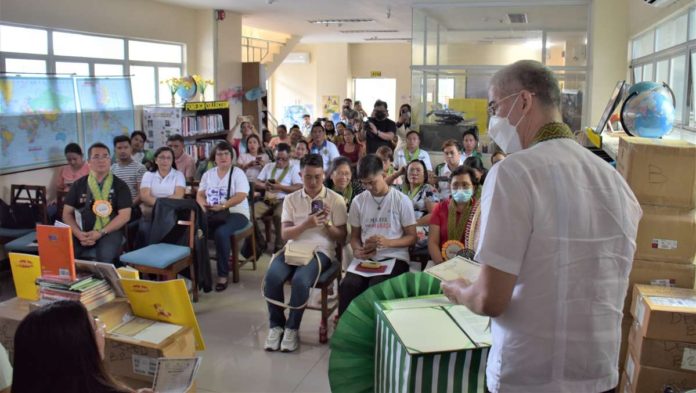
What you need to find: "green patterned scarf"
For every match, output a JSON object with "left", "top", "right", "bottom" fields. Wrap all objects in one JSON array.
[
  {"left": 87, "top": 171, "right": 113, "bottom": 231},
  {"left": 531, "top": 122, "right": 575, "bottom": 146}
]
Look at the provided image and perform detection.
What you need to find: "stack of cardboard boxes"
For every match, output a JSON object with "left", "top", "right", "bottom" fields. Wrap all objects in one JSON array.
[
  {"left": 621, "top": 285, "right": 696, "bottom": 392},
  {"left": 616, "top": 137, "right": 696, "bottom": 385}
]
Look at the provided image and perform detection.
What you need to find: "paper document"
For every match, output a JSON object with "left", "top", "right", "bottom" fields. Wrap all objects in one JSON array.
[
  {"left": 54, "top": 220, "right": 70, "bottom": 228},
  {"left": 446, "top": 305, "right": 492, "bottom": 346},
  {"left": 425, "top": 256, "right": 481, "bottom": 282},
  {"left": 382, "top": 295, "right": 452, "bottom": 310},
  {"left": 153, "top": 357, "right": 202, "bottom": 393},
  {"left": 347, "top": 258, "right": 396, "bottom": 278},
  {"left": 384, "top": 307, "right": 476, "bottom": 354},
  {"left": 110, "top": 317, "right": 183, "bottom": 345}
]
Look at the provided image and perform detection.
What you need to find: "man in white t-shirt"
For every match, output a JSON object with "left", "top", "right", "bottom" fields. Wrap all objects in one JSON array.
[
  {"left": 394, "top": 130, "right": 432, "bottom": 171},
  {"left": 263, "top": 153, "right": 348, "bottom": 352},
  {"left": 254, "top": 143, "right": 303, "bottom": 252},
  {"left": 309, "top": 123, "right": 340, "bottom": 172},
  {"left": 338, "top": 154, "right": 417, "bottom": 316},
  {"left": 441, "top": 60, "right": 642, "bottom": 393}
]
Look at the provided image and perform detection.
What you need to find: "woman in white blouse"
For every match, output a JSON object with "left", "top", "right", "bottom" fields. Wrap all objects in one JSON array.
[
  {"left": 136, "top": 146, "right": 186, "bottom": 247},
  {"left": 197, "top": 141, "right": 250, "bottom": 291}
]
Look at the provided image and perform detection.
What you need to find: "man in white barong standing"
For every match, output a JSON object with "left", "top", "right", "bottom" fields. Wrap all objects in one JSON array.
[{"left": 442, "top": 60, "right": 642, "bottom": 393}]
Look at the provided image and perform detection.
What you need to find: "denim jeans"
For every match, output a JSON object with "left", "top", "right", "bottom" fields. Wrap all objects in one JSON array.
[
  {"left": 264, "top": 250, "right": 332, "bottom": 330},
  {"left": 209, "top": 213, "right": 250, "bottom": 278}
]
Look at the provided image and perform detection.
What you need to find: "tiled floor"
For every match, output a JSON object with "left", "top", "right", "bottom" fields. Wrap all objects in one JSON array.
[
  {"left": 185, "top": 253, "right": 333, "bottom": 393},
  {"left": 0, "top": 254, "right": 333, "bottom": 393}
]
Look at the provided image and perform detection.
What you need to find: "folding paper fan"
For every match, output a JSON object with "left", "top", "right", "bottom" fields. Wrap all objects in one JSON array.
[{"left": 328, "top": 272, "right": 442, "bottom": 393}]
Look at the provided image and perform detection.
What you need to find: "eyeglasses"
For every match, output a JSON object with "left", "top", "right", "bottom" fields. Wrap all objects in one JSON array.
[{"left": 487, "top": 92, "right": 521, "bottom": 117}]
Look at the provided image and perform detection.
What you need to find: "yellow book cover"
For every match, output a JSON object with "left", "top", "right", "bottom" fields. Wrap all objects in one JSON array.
[
  {"left": 9, "top": 253, "right": 41, "bottom": 300},
  {"left": 116, "top": 266, "right": 140, "bottom": 280},
  {"left": 119, "top": 278, "right": 205, "bottom": 351}
]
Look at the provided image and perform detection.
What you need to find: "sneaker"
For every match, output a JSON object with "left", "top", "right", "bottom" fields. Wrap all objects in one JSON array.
[
  {"left": 280, "top": 328, "right": 299, "bottom": 352},
  {"left": 264, "top": 327, "right": 284, "bottom": 351}
]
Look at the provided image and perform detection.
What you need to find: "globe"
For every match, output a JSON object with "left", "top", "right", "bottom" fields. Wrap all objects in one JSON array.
[
  {"left": 620, "top": 81, "right": 675, "bottom": 138},
  {"left": 176, "top": 75, "right": 197, "bottom": 102}
]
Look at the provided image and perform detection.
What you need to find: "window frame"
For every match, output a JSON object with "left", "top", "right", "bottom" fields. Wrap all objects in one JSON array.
[{"left": 0, "top": 21, "right": 186, "bottom": 106}]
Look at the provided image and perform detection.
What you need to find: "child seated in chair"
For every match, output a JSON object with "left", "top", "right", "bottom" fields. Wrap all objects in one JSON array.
[{"left": 262, "top": 154, "right": 348, "bottom": 353}]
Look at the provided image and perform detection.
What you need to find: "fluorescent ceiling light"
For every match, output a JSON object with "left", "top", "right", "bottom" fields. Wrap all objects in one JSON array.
[
  {"left": 340, "top": 29, "right": 398, "bottom": 34},
  {"left": 308, "top": 18, "right": 374, "bottom": 25}
]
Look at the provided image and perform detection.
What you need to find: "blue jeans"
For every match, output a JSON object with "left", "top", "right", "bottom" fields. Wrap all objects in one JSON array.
[
  {"left": 210, "top": 213, "right": 250, "bottom": 278},
  {"left": 264, "top": 250, "right": 332, "bottom": 330}
]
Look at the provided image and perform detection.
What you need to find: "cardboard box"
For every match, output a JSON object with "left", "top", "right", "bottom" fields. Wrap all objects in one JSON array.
[
  {"left": 630, "top": 285, "right": 696, "bottom": 343},
  {"left": 635, "top": 205, "right": 696, "bottom": 264},
  {"left": 619, "top": 316, "right": 633, "bottom": 373},
  {"left": 617, "top": 136, "right": 696, "bottom": 209},
  {"left": 105, "top": 324, "right": 195, "bottom": 383},
  {"left": 0, "top": 297, "right": 32, "bottom": 361},
  {"left": 624, "top": 346, "right": 696, "bottom": 392},
  {"left": 628, "top": 318, "right": 696, "bottom": 373},
  {"left": 624, "top": 260, "right": 696, "bottom": 312}
]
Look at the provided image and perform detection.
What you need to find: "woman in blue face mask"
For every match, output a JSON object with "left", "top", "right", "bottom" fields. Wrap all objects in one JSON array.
[{"left": 428, "top": 165, "right": 480, "bottom": 264}]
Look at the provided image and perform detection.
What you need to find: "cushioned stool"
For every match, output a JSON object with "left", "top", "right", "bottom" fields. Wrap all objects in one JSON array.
[
  {"left": 4, "top": 231, "right": 37, "bottom": 254},
  {"left": 119, "top": 211, "right": 198, "bottom": 302}
]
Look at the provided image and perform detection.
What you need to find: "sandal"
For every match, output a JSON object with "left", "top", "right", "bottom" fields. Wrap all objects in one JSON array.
[{"left": 215, "top": 280, "right": 228, "bottom": 292}]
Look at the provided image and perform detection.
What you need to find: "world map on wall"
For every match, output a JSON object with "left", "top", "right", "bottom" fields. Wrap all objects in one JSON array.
[
  {"left": 77, "top": 77, "right": 135, "bottom": 148},
  {"left": 0, "top": 76, "right": 79, "bottom": 173}
]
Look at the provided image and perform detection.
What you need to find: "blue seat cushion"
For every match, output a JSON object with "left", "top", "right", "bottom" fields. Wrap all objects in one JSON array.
[
  {"left": 4, "top": 231, "right": 38, "bottom": 254},
  {"left": 0, "top": 227, "right": 34, "bottom": 239},
  {"left": 120, "top": 243, "right": 191, "bottom": 269},
  {"left": 231, "top": 221, "right": 252, "bottom": 236}
]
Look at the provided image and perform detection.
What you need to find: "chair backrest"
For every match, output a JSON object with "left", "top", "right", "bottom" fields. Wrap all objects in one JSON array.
[
  {"left": 11, "top": 185, "right": 48, "bottom": 224},
  {"left": 176, "top": 209, "right": 196, "bottom": 249}
]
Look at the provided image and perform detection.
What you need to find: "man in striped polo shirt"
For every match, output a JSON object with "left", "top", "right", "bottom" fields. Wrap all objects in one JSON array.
[{"left": 111, "top": 135, "right": 146, "bottom": 221}]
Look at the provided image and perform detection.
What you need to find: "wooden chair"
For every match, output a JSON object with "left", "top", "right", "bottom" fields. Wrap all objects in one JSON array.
[
  {"left": 119, "top": 209, "right": 198, "bottom": 302},
  {"left": 284, "top": 244, "right": 342, "bottom": 344},
  {"left": 0, "top": 185, "right": 48, "bottom": 245},
  {"left": 228, "top": 184, "right": 258, "bottom": 283}
]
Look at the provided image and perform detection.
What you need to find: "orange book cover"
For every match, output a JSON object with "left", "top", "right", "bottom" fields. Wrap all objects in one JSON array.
[{"left": 37, "top": 225, "right": 76, "bottom": 280}]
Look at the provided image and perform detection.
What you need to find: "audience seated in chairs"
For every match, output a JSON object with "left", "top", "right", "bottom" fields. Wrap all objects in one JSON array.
[
  {"left": 166, "top": 134, "right": 196, "bottom": 182},
  {"left": 338, "top": 154, "right": 417, "bottom": 316},
  {"left": 428, "top": 166, "right": 481, "bottom": 264},
  {"left": 49, "top": 142, "right": 90, "bottom": 221},
  {"left": 237, "top": 134, "right": 271, "bottom": 183},
  {"left": 461, "top": 128, "right": 482, "bottom": 160},
  {"left": 397, "top": 159, "right": 439, "bottom": 259},
  {"left": 62, "top": 143, "right": 132, "bottom": 265},
  {"left": 376, "top": 145, "right": 402, "bottom": 186},
  {"left": 268, "top": 124, "right": 291, "bottom": 150},
  {"left": 309, "top": 123, "right": 340, "bottom": 172},
  {"left": 394, "top": 130, "right": 432, "bottom": 171},
  {"left": 196, "top": 141, "right": 250, "bottom": 292},
  {"left": 254, "top": 143, "right": 302, "bottom": 253},
  {"left": 262, "top": 154, "right": 348, "bottom": 353},
  {"left": 136, "top": 146, "right": 186, "bottom": 248},
  {"left": 463, "top": 156, "right": 487, "bottom": 185},
  {"left": 11, "top": 300, "right": 152, "bottom": 393},
  {"left": 434, "top": 139, "right": 465, "bottom": 200},
  {"left": 291, "top": 140, "right": 309, "bottom": 168}
]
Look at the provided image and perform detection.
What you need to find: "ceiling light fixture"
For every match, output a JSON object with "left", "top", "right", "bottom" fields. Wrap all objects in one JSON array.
[
  {"left": 308, "top": 18, "right": 374, "bottom": 25},
  {"left": 365, "top": 37, "right": 412, "bottom": 41},
  {"left": 340, "top": 29, "right": 398, "bottom": 34}
]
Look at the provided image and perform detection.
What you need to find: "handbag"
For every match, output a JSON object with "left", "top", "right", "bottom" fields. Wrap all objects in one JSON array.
[
  {"left": 284, "top": 241, "right": 318, "bottom": 266},
  {"left": 206, "top": 168, "right": 233, "bottom": 226}
]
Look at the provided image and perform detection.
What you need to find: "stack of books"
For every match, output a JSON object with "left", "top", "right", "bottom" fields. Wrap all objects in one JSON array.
[{"left": 37, "top": 275, "right": 116, "bottom": 311}]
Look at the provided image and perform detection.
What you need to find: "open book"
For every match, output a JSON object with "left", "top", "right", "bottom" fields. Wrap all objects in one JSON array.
[{"left": 425, "top": 256, "right": 481, "bottom": 282}]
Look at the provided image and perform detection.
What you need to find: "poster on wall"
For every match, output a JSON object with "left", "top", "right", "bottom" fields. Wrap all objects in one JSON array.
[
  {"left": 322, "top": 95, "right": 341, "bottom": 123},
  {"left": 282, "top": 104, "right": 314, "bottom": 128}
]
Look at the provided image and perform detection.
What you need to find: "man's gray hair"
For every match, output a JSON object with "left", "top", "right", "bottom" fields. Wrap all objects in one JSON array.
[{"left": 490, "top": 60, "right": 561, "bottom": 109}]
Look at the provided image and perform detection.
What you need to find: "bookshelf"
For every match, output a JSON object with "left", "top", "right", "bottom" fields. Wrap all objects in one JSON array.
[{"left": 143, "top": 101, "right": 230, "bottom": 162}]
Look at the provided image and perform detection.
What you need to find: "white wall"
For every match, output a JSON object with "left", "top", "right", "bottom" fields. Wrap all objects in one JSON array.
[{"left": 0, "top": 0, "right": 243, "bottom": 201}]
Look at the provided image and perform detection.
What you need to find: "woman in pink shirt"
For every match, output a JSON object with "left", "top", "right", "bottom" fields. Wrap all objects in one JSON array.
[{"left": 56, "top": 143, "right": 90, "bottom": 193}]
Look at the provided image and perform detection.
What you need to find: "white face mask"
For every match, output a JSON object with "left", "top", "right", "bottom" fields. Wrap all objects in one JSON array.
[{"left": 488, "top": 93, "right": 525, "bottom": 154}]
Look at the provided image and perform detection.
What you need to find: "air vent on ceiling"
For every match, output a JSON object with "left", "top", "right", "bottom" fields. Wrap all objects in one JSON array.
[
  {"left": 507, "top": 13, "right": 528, "bottom": 24},
  {"left": 340, "top": 29, "right": 398, "bottom": 34}
]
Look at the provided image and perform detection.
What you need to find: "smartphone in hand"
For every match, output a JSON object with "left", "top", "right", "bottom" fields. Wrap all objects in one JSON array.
[{"left": 311, "top": 200, "right": 324, "bottom": 215}]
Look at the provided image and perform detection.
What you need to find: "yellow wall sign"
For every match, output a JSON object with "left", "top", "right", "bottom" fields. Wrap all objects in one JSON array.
[
  {"left": 371, "top": 71, "right": 382, "bottom": 77},
  {"left": 184, "top": 101, "right": 229, "bottom": 111}
]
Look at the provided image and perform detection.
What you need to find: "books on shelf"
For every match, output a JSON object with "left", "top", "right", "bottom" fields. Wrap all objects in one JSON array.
[{"left": 181, "top": 114, "right": 225, "bottom": 136}]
